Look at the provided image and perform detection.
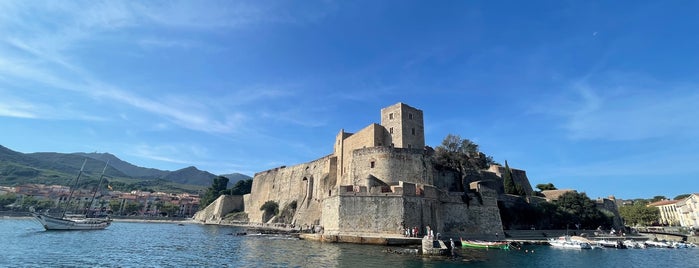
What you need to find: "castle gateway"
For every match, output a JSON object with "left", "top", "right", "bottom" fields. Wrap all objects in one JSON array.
[{"left": 244, "top": 102, "right": 505, "bottom": 238}]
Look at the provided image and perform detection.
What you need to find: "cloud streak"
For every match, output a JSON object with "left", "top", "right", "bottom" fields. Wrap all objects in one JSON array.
[{"left": 539, "top": 74, "right": 699, "bottom": 141}]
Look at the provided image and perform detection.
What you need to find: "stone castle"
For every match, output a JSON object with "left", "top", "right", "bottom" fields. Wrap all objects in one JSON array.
[{"left": 233, "top": 102, "right": 538, "bottom": 238}]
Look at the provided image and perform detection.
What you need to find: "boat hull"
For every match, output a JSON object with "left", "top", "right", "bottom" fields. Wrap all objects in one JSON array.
[
  {"left": 549, "top": 236, "right": 592, "bottom": 249},
  {"left": 32, "top": 213, "right": 111, "bottom": 230},
  {"left": 461, "top": 240, "right": 510, "bottom": 250}
]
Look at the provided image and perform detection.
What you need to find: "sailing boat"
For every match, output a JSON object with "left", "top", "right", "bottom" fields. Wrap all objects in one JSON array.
[{"left": 32, "top": 159, "right": 112, "bottom": 230}]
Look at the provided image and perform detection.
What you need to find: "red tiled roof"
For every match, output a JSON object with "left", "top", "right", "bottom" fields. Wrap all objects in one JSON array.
[{"left": 648, "top": 200, "right": 679, "bottom": 207}]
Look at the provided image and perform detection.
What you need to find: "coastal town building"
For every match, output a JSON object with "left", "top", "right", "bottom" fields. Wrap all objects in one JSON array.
[
  {"left": 648, "top": 199, "right": 681, "bottom": 226},
  {"left": 676, "top": 194, "right": 699, "bottom": 228},
  {"left": 5, "top": 183, "right": 199, "bottom": 217}
]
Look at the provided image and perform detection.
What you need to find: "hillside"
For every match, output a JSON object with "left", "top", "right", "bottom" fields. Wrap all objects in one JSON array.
[{"left": 0, "top": 145, "right": 248, "bottom": 193}]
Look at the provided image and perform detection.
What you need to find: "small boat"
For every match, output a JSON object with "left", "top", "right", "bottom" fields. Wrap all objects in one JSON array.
[
  {"left": 32, "top": 213, "right": 111, "bottom": 230},
  {"left": 644, "top": 240, "right": 672, "bottom": 248},
  {"left": 596, "top": 240, "right": 628, "bottom": 249},
  {"left": 623, "top": 240, "right": 646, "bottom": 249},
  {"left": 31, "top": 159, "right": 112, "bottom": 230},
  {"left": 548, "top": 235, "right": 592, "bottom": 249},
  {"left": 460, "top": 239, "right": 510, "bottom": 250}
]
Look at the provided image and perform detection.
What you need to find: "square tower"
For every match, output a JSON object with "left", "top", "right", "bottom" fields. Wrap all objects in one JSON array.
[{"left": 380, "top": 102, "right": 424, "bottom": 149}]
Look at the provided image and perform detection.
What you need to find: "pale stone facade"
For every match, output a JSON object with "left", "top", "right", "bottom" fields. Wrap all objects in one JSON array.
[
  {"left": 242, "top": 102, "right": 513, "bottom": 238},
  {"left": 676, "top": 194, "right": 699, "bottom": 228},
  {"left": 649, "top": 199, "right": 680, "bottom": 226}
]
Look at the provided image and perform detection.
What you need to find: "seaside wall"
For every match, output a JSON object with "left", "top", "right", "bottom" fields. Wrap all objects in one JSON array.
[
  {"left": 321, "top": 181, "right": 503, "bottom": 238},
  {"left": 437, "top": 187, "right": 504, "bottom": 239},
  {"left": 193, "top": 195, "right": 244, "bottom": 224},
  {"left": 245, "top": 155, "right": 336, "bottom": 226}
]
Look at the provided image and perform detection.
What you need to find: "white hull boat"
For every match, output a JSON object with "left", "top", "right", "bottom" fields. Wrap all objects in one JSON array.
[
  {"left": 32, "top": 213, "right": 111, "bottom": 230},
  {"left": 31, "top": 159, "right": 112, "bottom": 231},
  {"left": 549, "top": 236, "right": 592, "bottom": 249}
]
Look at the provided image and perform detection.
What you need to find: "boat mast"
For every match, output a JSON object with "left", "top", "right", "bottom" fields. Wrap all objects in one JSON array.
[
  {"left": 62, "top": 159, "right": 87, "bottom": 218},
  {"left": 87, "top": 160, "right": 109, "bottom": 216}
]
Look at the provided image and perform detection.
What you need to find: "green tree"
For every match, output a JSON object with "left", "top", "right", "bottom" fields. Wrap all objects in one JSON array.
[
  {"left": 0, "top": 193, "right": 17, "bottom": 209},
  {"left": 674, "top": 194, "right": 691, "bottom": 200},
  {"left": 160, "top": 202, "right": 180, "bottom": 217},
  {"left": 619, "top": 202, "right": 659, "bottom": 226},
  {"left": 109, "top": 199, "right": 122, "bottom": 213},
  {"left": 536, "top": 183, "right": 557, "bottom": 191},
  {"left": 200, "top": 176, "right": 230, "bottom": 208},
  {"left": 555, "top": 191, "right": 609, "bottom": 229},
  {"left": 230, "top": 179, "right": 253, "bottom": 195},
  {"left": 20, "top": 196, "right": 56, "bottom": 211},
  {"left": 650, "top": 196, "right": 668, "bottom": 202},
  {"left": 260, "top": 200, "right": 279, "bottom": 223},
  {"left": 123, "top": 201, "right": 143, "bottom": 215},
  {"left": 503, "top": 160, "right": 525, "bottom": 195},
  {"left": 434, "top": 134, "right": 495, "bottom": 191}
]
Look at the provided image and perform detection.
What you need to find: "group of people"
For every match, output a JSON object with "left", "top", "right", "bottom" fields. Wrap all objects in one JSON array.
[
  {"left": 403, "top": 226, "right": 420, "bottom": 237},
  {"left": 402, "top": 225, "right": 436, "bottom": 239}
]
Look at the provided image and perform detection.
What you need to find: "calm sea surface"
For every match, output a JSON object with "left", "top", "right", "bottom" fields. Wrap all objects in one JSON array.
[{"left": 1, "top": 218, "right": 697, "bottom": 267}]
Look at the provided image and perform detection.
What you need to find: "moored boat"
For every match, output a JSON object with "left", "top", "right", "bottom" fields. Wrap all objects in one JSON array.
[
  {"left": 460, "top": 239, "right": 510, "bottom": 250},
  {"left": 549, "top": 235, "right": 592, "bottom": 249},
  {"left": 596, "top": 240, "right": 627, "bottom": 249},
  {"left": 644, "top": 240, "right": 672, "bottom": 248},
  {"left": 32, "top": 213, "right": 111, "bottom": 230},
  {"left": 31, "top": 159, "right": 112, "bottom": 231}
]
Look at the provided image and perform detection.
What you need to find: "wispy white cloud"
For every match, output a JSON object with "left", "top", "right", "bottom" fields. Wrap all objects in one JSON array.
[
  {"left": 131, "top": 143, "right": 209, "bottom": 166},
  {"left": 538, "top": 73, "right": 699, "bottom": 141}
]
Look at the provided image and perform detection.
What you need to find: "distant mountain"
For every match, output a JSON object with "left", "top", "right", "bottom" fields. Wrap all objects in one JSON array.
[
  {"left": 0, "top": 145, "right": 238, "bottom": 192},
  {"left": 77, "top": 152, "right": 168, "bottom": 179},
  {"left": 220, "top": 173, "right": 253, "bottom": 185},
  {"left": 163, "top": 166, "right": 217, "bottom": 186}
]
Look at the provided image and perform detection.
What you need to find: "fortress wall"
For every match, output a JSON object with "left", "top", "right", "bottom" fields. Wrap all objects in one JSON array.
[
  {"left": 487, "top": 165, "right": 534, "bottom": 196},
  {"left": 433, "top": 169, "right": 460, "bottom": 192},
  {"left": 321, "top": 195, "right": 340, "bottom": 234},
  {"left": 193, "top": 195, "right": 243, "bottom": 224},
  {"left": 326, "top": 194, "right": 406, "bottom": 235},
  {"left": 246, "top": 155, "right": 335, "bottom": 225},
  {"left": 511, "top": 169, "right": 534, "bottom": 195},
  {"left": 437, "top": 191, "right": 504, "bottom": 239},
  {"left": 596, "top": 198, "right": 623, "bottom": 228},
  {"left": 348, "top": 147, "right": 433, "bottom": 187}
]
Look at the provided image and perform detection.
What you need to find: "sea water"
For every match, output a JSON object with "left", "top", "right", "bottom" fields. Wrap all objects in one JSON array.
[{"left": 1, "top": 218, "right": 697, "bottom": 267}]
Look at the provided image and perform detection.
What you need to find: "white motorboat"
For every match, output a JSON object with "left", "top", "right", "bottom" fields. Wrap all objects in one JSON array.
[{"left": 549, "top": 235, "right": 592, "bottom": 249}]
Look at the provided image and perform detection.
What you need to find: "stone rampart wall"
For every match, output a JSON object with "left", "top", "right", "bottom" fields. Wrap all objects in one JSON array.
[
  {"left": 348, "top": 147, "right": 433, "bottom": 187},
  {"left": 246, "top": 155, "right": 335, "bottom": 226},
  {"left": 193, "top": 195, "right": 244, "bottom": 224},
  {"left": 333, "top": 195, "right": 406, "bottom": 235},
  {"left": 487, "top": 165, "right": 534, "bottom": 195},
  {"left": 322, "top": 185, "right": 503, "bottom": 238}
]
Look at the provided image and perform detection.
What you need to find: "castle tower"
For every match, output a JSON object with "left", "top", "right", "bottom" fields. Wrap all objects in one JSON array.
[{"left": 380, "top": 102, "right": 424, "bottom": 149}]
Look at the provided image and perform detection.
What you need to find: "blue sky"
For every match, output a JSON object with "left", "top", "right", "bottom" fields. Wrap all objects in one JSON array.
[{"left": 1, "top": 1, "right": 697, "bottom": 200}]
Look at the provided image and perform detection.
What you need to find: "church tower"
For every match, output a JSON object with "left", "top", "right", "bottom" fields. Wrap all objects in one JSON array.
[{"left": 380, "top": 103, "right": 424, "bottom": 149}]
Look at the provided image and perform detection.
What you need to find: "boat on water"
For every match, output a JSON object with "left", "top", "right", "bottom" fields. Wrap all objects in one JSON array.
[
  {"left": 460, "top": 239, "right": 510, "bottom": 250},
  {"left": 644, "top": 240, "right": 672, "bottom": 248},
  {"left": 595, "top": 240, "right": 627, "bottom": 249},
  {"left": 32, "top": 213, "right": 111, "bottom": 230},
  {"left": 623, "top": 240, "right": 646, "bottom": 249},
  {"left": 31, "top": 159, "right": 112, "bottom": 231},
  {"left": 548, "top": 235, "right": 592, "bottom": 249}
]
